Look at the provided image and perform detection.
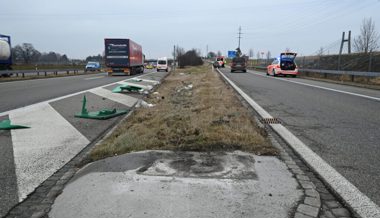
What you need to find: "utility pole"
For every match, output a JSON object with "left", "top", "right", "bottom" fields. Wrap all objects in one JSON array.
[
  {"left": 173, "top": 45, "right": 176, "bottom": 71},
  {"left": 338, "top": 30, "right": 351, "bottom": 70},
  {"left": 237, "top": 26, "right": 242, "bottom": 49},
  {"left": 206, "top": 45, "right": 208, "bottom": 58}
]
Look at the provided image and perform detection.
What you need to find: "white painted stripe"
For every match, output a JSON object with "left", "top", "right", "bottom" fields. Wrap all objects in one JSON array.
[
  {"left": 116, "top": 81, "right": 153, "bottom": 90},
  {"left": 90, "top": 87, "right": 138, "bottom": 107},
  {"left": 84, "top": 76, "right": 105, "bottom": 80},
  {"left": 10, "top": 103, "right": 90, "bottom": 201},
  {"left": 127, "top": 78, "right": 160, "bottom": 85},
  {"left": 249, "top": 71, "right": 380, "bottom": 102},
  {"left": 271, "top": 124, "right": 380, "bottom": 218},
  {"left": 216, "top": 68, "right": 380, "bottom": 218},
  {"left": 0, "top": 71, "right": 157, "bottom": 117}
]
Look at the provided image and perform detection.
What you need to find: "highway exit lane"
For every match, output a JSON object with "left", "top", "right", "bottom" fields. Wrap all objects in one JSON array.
[{"left": 218, "top": 68, "right": 380, "bottom": 206}]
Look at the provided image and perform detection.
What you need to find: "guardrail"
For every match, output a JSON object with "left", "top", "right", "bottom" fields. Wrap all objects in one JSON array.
[
  {"left": 0, "top": 69, "right": 83, "bottom": 77},
  {"left": 299, "top": 68, "right": 380, "bottom": 77},
  {"left": 248, "top": 65, "right": 380, "bottom": 80}
]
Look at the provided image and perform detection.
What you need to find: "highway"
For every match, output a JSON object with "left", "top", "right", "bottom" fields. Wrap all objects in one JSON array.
[
  {"left": 218, "top": 67, "right": 380, "bottom": 206},
  {"left": 0, "top": 69, "right": 166, "bottom": 217},
  {"left": 0, "top": 72, "right": 132, "bottom": 113}
]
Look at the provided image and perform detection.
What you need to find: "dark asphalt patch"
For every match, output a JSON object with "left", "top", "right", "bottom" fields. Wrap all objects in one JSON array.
[
  {"left": 0, "top": 115, "right": 19, "bottom": 217},
  {"left": 71, "top": 151, "right": 259, "bottom": 182},
  {"left": 49, "top": 92, "right": 130, "bottom": 141}
]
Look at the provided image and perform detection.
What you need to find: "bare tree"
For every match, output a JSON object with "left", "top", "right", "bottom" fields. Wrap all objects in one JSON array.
[
  {"left": 317, "top": 47, "right": 325, "bottom": 56},
  {"left": 207, "top": 51, "right": 216, "bottom": 58},
  {"left": 235, "top": 47, "right": 242, "bottom": 57},
  {"left": 173, "top": 46, "right": 185, "bottom": 59},
  {"left": 13, "top": 43, "right": 41, "bottom": 64},
  {"left": 266, "top": 51, "right": 271, "bottom": 60},
  {"left": 354, "top": 17, "right": 380, "bottom": 53}
]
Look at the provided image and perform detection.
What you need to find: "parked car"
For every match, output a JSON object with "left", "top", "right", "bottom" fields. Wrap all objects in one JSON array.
[
  {"left": 216, "top": 56, "right": 226, "bottom": 68},
  {"left": 267, "top": 52, "right": 298, "bottom": 77},
  {"left": 85, "top": 61, "right": 101, "bottom": 72},
  {"left": 230, "top": 57, "right": 247, "bottom": 72},
  {"left": 213, "top": 61, "right": 221, "bottom": 68},
  {"left": 145, "top": 63, "right": 153, "bottom": 69}
]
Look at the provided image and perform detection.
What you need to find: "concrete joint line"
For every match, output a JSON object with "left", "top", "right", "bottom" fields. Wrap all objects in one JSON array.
[{"left": 216, "top": 68, "right": 380, "bottom": 218}]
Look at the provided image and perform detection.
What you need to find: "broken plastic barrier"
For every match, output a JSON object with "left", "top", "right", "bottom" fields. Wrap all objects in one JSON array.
[{"left": 0, "top": 119, "right": 30, "bottom": 130}]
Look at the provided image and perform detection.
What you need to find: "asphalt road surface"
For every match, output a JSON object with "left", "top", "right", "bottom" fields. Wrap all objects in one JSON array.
[
  {"left": 218, "top": 67, "right": 380, "bottom": 206},
  {"left": 0, "top": 69, "right": 164, "bottom": 216},
  {"left": 0, "top": 72, "right": 139, "bottom": 113}
]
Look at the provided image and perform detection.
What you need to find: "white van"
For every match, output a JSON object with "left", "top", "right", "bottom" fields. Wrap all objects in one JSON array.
[{"left": 157, "top": 57, "right": 168, "bottom": 72}]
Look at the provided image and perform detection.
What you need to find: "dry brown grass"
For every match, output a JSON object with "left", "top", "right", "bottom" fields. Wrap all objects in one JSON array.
[{"left": 90, "top": 65, "right": 277, "bottom": 161}]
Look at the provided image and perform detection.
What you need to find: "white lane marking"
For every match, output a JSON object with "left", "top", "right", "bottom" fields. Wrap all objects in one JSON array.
[
  {"left": 90, "top": 87, "right": 138, "bottom": 107},
  {"left": 84, "top": 76, "right": 105, "bottom": 80},
  {"left": 10, "top": 103, "right": 90, "bottom": 201},
  {"left": 0, "top": 72, "right": 157, "bottom": 117},
  {"left": 116, "top": 81, "right": 153, "bottom": 90},
  {"left": 217, "top": 68, "right": 380, "bottom": 218},
  {"left": 249, "top": 71, "right": 380, "bottom": 102},
  {"left": 127, "top": 78, "right": 160, "bottom": 85}
]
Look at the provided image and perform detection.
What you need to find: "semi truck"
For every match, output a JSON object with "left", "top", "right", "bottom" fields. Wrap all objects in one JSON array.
[
  {"left": 0, "top": 34, "right": 12, "bottom": 77},
  {"left": 104, "top": 38, "right": 144, "bottom": 76}
]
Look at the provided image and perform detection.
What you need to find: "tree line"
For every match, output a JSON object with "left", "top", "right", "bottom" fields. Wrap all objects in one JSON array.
[{"left": 11, "top": 43, "right": 101, "bottom": 65}]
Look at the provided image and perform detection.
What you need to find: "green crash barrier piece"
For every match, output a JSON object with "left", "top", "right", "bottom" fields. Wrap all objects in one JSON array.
[
  {"left": 75, "top": 95, "right": 129, "bottom": 120},
  {"left": 0, "top": 119, "right": 30, "bottom": 130},
  {"left": 112, "top": 84, "right": 143, "bottom": 93}
]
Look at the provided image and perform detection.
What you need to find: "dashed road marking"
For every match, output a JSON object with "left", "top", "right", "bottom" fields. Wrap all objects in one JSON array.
[
  {"left": 90, "top": 88, "right": 138, "bottom": 107},
  {"left": 84, "top": 76, "right": 105, "bottom": 80}
]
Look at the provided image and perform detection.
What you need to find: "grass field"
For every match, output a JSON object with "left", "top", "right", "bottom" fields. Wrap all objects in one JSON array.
[{"left": 90, "top": 64, "right": 277, "bottom": 161}]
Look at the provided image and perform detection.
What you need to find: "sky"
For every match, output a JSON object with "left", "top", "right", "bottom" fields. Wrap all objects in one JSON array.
[{"left": 1, "top": 0, "right": 380, "bottom": 59}]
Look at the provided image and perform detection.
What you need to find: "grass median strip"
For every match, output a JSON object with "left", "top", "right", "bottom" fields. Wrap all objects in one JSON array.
[{"left": 90, "top": 64, "right": 277, "bottom": 161}]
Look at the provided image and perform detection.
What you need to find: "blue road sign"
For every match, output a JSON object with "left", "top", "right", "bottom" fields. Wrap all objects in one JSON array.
[{"left": 228, "top": 51, "right": 236, "bottom": 58}]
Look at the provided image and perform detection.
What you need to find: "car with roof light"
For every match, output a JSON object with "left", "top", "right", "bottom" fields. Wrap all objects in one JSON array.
[{"left": 267, "top": 52, "right": 298, "bottom": 77}]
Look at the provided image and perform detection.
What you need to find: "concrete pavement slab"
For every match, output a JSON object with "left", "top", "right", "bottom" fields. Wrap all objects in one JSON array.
[{"left": 50, "top": 151, "right": 302, "bottom": 218}]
